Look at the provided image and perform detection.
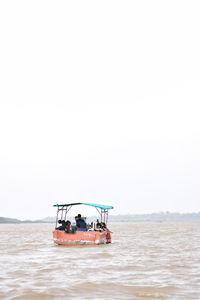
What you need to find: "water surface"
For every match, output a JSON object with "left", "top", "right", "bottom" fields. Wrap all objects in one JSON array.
[{"left": 0, "top": 222, "right": 200, "bottom": 299}]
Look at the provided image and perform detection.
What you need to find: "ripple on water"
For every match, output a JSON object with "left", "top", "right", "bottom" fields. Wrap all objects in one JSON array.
[{"left": 1, "top": 222, "right": 200, "bottom": 300}]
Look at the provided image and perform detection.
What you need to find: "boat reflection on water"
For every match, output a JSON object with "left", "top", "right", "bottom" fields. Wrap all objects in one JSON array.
[{"left": 52, "top": 202, "right": 114, "bottom": 245}]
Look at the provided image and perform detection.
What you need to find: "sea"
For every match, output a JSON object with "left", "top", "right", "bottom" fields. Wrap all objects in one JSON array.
[{"left": 0, "top": 222, "right": 200, "bottom": 300}]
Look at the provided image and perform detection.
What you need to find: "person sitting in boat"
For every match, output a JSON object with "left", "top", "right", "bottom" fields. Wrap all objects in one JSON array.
[
  {"left": 75, "top": 214, "right": 83, "bottom": 226},
  {"left": 96, "top": 219, "right": 101, "bottom": 228},
  {"left": 56, "top": 220, "right": 66, "bottom": 230},
  {"left": 71, "top": 221, "right": 77, "bottom": 233},
  {"left": 76, "top": 214, "right": 87, "bottom": 231},
  {"left": 65, "top": 220, "right": 71, "bottom": 233},
  {"left": 101, "top": 222, "right": 107, "bottom": 229}
]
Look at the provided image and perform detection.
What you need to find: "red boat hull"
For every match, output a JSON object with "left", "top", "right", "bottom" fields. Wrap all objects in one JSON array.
[{"left": 53, "top": 229, "right": 112, "bottom": 245}]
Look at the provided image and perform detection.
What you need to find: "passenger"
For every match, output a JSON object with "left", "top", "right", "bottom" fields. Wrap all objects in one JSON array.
[
  {"left": 87, "top": 221, "right": 93, "bottom": 230},
  {"left": 78, "top": 214, "right": 85, "bottom": 221},
  {"left": 57, "top": 219, "right": 62, "bottom": 225},
  {"left": 96, "top": 219, "right": 101, "bottom": 228},
  {"left": 65, "top": 220, "right": 71, "bottom": 233},
  {"left": 76, "top": 214, "right": 87, "bottom": 231},
  {"left": 56, "top": 220, "right": 66, "bottom": 230},
  {"left": 71, "top": 221, "right": 77, "bottom": 233},
  {"left": 87, "top": 222, "right": 93, "bottom": 230},
  {"left": 101, "top": 222, "right": 107, "bottom": 229}
]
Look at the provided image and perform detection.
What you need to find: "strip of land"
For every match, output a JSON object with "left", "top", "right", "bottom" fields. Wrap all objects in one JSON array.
[{"left": 1, "top": 212, "right": 200, "bottom": 224}]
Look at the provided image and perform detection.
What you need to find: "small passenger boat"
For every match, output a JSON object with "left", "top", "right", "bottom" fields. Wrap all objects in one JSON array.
[{"left": 52, "top": 202, "right": 114, "bottom": 245}]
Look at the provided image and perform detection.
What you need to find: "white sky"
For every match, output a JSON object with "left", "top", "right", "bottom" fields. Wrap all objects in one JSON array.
[{"left": 0, "top": 0, "right": 200, "bottom": 220}]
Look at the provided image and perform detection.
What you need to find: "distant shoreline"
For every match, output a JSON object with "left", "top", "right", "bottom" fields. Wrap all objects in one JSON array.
[{"left": 1, "top": 212, "right": 200, "bottom": 224}]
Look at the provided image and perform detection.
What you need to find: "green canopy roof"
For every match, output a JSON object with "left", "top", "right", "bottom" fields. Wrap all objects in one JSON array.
[{"left": 53, "top": 202, "right": 114, "bottom": 210}]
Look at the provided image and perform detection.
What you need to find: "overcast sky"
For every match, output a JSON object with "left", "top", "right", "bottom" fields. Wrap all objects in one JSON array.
[{"left": 0, "top": 0, "right": 200, "bottom": 220}]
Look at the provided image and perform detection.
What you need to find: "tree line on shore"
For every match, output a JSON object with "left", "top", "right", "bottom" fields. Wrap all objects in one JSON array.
[{"left": 1, "top": 212, "right": 200, "bottom": 224}]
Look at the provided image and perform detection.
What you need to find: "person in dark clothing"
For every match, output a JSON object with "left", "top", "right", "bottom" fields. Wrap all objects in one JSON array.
[
  {"left": 65, "top": 220, "right": 71, "bottom": 233},
  {"left": 101, "top": 222, "right": 107, "bottom": 229},
  {"left": 56, "top": 220, "right": 66, "bottom": 230},
  {"left": 77, "top": 219, "right": 87, "bottom": 230},
  {"left": 76, "top": 214, "right": 87, "bottom": 231},
  {"left": 96, "top": 219, "right": 101, "bottom": 228}
]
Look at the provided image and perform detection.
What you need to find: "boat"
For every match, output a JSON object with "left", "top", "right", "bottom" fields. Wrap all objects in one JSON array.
[{"left": 52, "top": 202, "right": 114, "bottom": 245}]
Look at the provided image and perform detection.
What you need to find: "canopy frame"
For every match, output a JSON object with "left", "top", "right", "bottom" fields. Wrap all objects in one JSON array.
[{"left": 53, "top": 202, "right": 113, "bottom": 229}]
